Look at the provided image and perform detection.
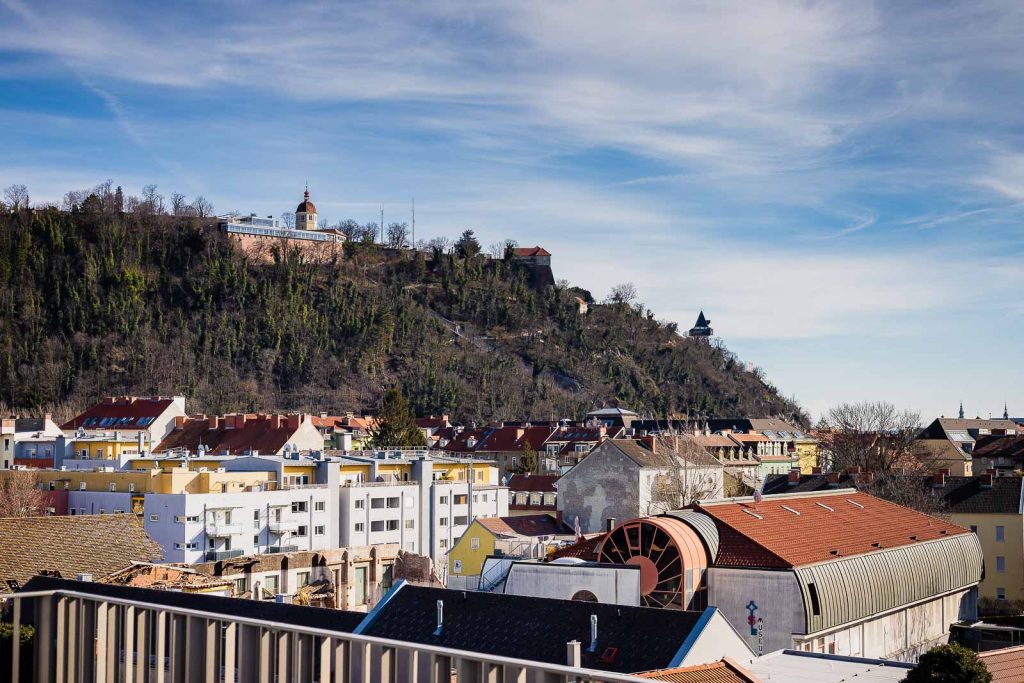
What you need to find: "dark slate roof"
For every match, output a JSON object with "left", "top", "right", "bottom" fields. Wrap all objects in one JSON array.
[
  {"left": 607, "top": 439, "right": 722, "bottom": 470},
  {"left": 0, "top": 515, "right": 163, "bottom": 593},
  {"left": 974, "top": 435, "right": 1024, "bottom": 460},
  {"left": 930, "top": 476, "right": 1022, "bottom": 514},
  {"left": 19, "top": 576, "right": 366, "bottom": 632},
  {"left": 762, "top": 473, "right": 857, "bottom": 495},
  {"left": 507, "top": 473, "right": 558, "bottom": 492},
  {"left": 361, "top": 584, "right": 704, "bottom": 673}
]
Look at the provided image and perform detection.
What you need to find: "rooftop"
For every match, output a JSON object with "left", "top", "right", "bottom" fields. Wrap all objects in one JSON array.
[
  {"left": 359, "top": 583, "right": 710, "bottom": 674},
  {"left": 62, "top": 396, "right": 181, "bottom": 431},
  {"left": 635, "top": 659, "right": 758, "bottom": 682},
  {"left": 0, "top": 515, "right": 163, "bottom": 592},
  {"left": 507, "top": 473, "right": 558, "bottom": 492},
  {"left": 477, "top": 514, "right": 572, "bottom": 538},
  {"left": 746, "top": 650, "right": 912, "bottom": 683},
  {"left": 154, "top": 413, "right": 313, "bottom": 456},
  {"left": 979, "top": 645, "right": 1024, "bottom": 683},
  {"left": 696, "top": 490, "right": 969, "bottom": 569}
]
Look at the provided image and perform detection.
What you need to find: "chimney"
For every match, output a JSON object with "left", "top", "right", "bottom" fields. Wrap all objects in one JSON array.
[
  {"left": 980, "top": 473, "right": 994, "bottom": 489},
  {"left": 932, "top": 472, "right": 946, "bottom": 488},
  {"left": 174, "top": 415, "right": 187, "bottom": 429},
  {"left": 827, "top": 472, "right": 840, "bottom": 483},
  {"left": 236, "top": 414, "right": 247, "bottom": 429},
  {"left": 271, "top": 415, "right": 283, "bottom": 430},
  {"left": 434, "top": 600, "right": 444, "bottom": 636},
  {"left": 566, "top": 641, "right": 581, "bottom": 668},
  {"left": 847, "top": 466, "right": 861, "bottom": 475},
  {"left": 606, "top": 518, "right": 616, "bottom": 532},
  {"left": 208, "top": 416, "right": 220, "bottom": 430},
  {"left": 287, "top": 414, "right": 300, "bottom": 430},
  {"left": 641, "top": 435, "right": 656, "bottom": 453},
  {"left": 812, "top": 467, "right": 822, "bottom": 475},
  {"left": 939, "top": 468, "right": 951, "bottom": 476},
  {"left": 103, "top": 396, "right": 116, "bottom": 404},
  {"left": 787, "top": 468, "right": 800, "bottom": 485},
  {"left": 587, "top": 614, "right": 598, "bottom": 652}
]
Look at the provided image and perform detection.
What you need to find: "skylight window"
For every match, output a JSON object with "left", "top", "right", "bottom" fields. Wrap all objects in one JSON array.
[
  {"left": 847, "top": 499, "right": 864, "bottom": 509},
  {"left": 762, "top": 430, "right": 777, "bottom": 439},
  {"left": 815, "top": 502, "right": 834, "bottom": 512},
  {"left": 781, "top": 505, "right": 801, "bottom": 516},
  {"left": 742, "top": 508, "right": 764, "bottom": 520},
  {"left": 778, "top": 431, "right": 791, "bottom": 438}
]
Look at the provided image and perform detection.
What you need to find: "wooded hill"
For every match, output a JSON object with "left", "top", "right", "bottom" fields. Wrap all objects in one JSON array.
[{"left": 0, "top": 204, "right": 805, "bottom": 424}]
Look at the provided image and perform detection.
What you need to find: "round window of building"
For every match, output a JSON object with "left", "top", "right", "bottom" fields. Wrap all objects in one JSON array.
[{"left": 571, "top": 590, "right": 598, "bottom": 603}]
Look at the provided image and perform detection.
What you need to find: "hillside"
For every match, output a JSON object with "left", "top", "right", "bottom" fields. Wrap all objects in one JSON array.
[{"left": 0, "top": 205, "right": 805, "bottom": 424}]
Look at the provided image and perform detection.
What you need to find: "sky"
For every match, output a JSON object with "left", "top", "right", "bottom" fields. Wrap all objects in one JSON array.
[{"left": 1, "top": 0, "right": 1022, "bottom": 421}]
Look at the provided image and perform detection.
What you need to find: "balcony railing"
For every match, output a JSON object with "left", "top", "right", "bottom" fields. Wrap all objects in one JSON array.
[
  {"left": 5, "top": 586, "right": 652, "bottom": 683},
  {"left": 204, "top": 548, "right": 244, "bottom": 561},
  {"left": 269, "top": 520, "right": 300, "bottom": 534},
  {"left": 205, "top": 522, "right": 243, "bottom": 537},
  {"left": 266, "top": 544, "right": 299, "bottom": 554}
]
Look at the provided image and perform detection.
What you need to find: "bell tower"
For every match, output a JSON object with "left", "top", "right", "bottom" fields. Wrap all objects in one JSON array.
[{"left": 295, "top": 184, "right": 318, "bottom": 230}]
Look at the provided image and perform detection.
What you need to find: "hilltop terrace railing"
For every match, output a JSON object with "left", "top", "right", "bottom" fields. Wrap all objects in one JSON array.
[
  {"left": 3, "top": 587, "right": 651, "bottom": 683},
  {"left": 222, "top": 222, "right": 342, "bottom": 243}
]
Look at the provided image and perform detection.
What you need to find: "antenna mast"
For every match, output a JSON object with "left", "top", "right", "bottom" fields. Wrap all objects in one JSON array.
[
  {"left": 380, "top": 204, "right": 384, "bottom": 245},
  {"left": 411, "top": 197, "right": 415, "bottom": 248}
]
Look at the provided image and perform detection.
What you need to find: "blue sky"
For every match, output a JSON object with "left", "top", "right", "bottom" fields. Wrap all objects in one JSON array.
[{"left": 1, "top": 0, "right": 1023, "bottom": 421}]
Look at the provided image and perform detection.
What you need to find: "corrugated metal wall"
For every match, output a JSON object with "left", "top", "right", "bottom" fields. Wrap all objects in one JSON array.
[
  {"left": 794, "top": 533, "right": 983, "bottom": 633},
  {"left": 662, "top": 510, "right": 720, "bottom": 562}
]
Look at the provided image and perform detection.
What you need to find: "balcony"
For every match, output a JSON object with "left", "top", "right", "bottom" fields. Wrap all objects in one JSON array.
[
  {"left": 205, "top": 522, "right": 243, "bottom": 537},
  {"left": 266, "top": 544, "right": 299, "bottom": 554},
  {"left": 204, "top": 549, "right": 244, "bottom": 561},
  {"left": 6, "top": 582, "right": 650, "bottom": 683},
  {"left": 268, "top": 519, "right": 300, "bottom": 534}
]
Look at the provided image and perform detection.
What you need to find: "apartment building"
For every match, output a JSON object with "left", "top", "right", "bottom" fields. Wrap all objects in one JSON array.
[
  {"left": 2, "top": 415, "right": 65, "bottom": 469},
  {"left": 62, "top": 395, "right": 186, "bottom": 442}
]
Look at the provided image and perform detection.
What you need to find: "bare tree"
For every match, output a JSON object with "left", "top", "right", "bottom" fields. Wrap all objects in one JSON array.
[
  {"left": 191, "top": 195, "right": 214, "bottom": 217},
  {"left": 386, "top": 222, "right": 410, "bottom": 249},
  {"left": 170, "top": 192, "right": 190, "bottom": 216},
  {"left": 138, "top": 184, "right": 164, "bottom": 215},
  {"left": 3, "top": 184, "right": 29, "bottom": 210},
  {"left": 338, "top": 219, "right": 361, "bottom": 241},
  {"left": 0, "top": 471, "right": 47, "bottom": 517},
  {"left": 606, "top": 282, "right": 638, "bottom": 306},
  {"left": 645, "top": 434, "right": 722, "bottom": 515},
  {"left": 280, "top": 211, "right": 295, "bottom": 228},
  {"left": 427, "top": 236, "right": 452, "bottom": 257},
  {"left": 318, "top": 218, "right": 330, "bottom": 231},
  {"left": 488, "top": 241, "right": 506, "bottom": 259},
  {"left": 817, "top": 401, "right": 921, "bottom": 474}
]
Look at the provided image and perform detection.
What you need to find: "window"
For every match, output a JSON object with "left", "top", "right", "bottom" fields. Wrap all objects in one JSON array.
[
  {"left": 253, "top": 535, "right": 259, "bottom": 545},
  {"left": 371, "top": 521, "right": 385, "bottom": 532},
  {"left": 314, "top": 501, "right": 325, "bottom": 512},
  {"left": 404, "top": 519, "right": 414, "bottom": 529},
  {"left": 79, "top": 482, "right": 87, "bottom": 491},
  {"left": 471, "top": 537, "right": 480, "bottom": 549},
  {"left": 128, "top": 483, "right": 135, "bottom": 492},
  {"left": 386, "top": 497, "right": 400, "bottom": 508},
  {"left": 254, "top": 510, "right": 260, "bottom": 521},
  {"left": 454, "top": 494, "right": 467, "bottom": 505},
  {"left": 970, "top": 525, "right": 978, "bottom": 533},
  {"left": 315, "top": 525, "right": 325, "bottom": 535},
  {"left": 354, "top": 499, "right": 364, "bottom": 509},
  {"left": 997, "top": 556, "right": 1007, "bottom": 573},
  {"left": 296, "top": 525, "right": 307, "bottom": 537},
  {"left": 354, "top": 522, "right": 365, "bottom": 532},
  {"left": 440, "top": 496, "right": 449, "bottom": 505},
  {"left": 187, "top": 515, "right": 198, "bottom": 523},
  {"left": 998, "top": 587, "right": 1007, "bottom": 600},
  {"left": 149, "top": 514, "right": 159, "bottom": 522},
  {"left": 439, "top": 517, "right": 448, "bottom": 527},
  {"left": 264, "top": 575, "right": 279, "bottom": 595},
  {"left": 511, "top": 456, "right": 517, "bottom": 467},
  {"left": 98, "top": 509, "right": 106, "bottom": 515},
  {"left": 543, "top": 493, "right": 556, "bottom": 506},
  {"left": 175, "top": 515, "right": 187, "bottom": 524},
  {"left": 807, "top": 582, "right": 821, "bottom": 616},
  {"left": 371, "top": 498, "right": 385, "bottom": 509},
  {"left": 296, "top": 571, "right": 310, "bottom": 588},
  {"left": 109, "top": 483, "right": 116, "bottom": 492},
  {"left": 997, "top": 526, "right": 1006, "bottom": 542},
  {"left": 439, "top": 539, "right": 448, "bottom": 549},
  {"left": 386, "top": 520, "right": 399, "bottom": 531},
  {"left": 234, "top": 578, "right": 247, "bottom": 594},
  {"left": 291, "top": 501, "right": 307, "bottom": 513},
  {"left": 354, "top": 566, "right": 368, "bottom": 605},
  {"left": 453, "top": 515, "right": 468, "bottom": 526}
]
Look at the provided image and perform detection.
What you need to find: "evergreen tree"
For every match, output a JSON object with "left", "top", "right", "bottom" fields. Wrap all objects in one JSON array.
[
  {"left": 516, "top": 442, "right": 539, "bottom": 474},
  {"left": 902, "top": 644, "right": 991, "bottom": 683},
  {"left": 455, "top": 230, "right": 481, "bottom": 259},
  {"left": 370, "top": 388, "right": 428, "bottom": 448}
]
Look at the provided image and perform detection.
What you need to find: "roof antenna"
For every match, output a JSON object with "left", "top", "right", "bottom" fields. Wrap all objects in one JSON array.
[
  {"left": 587, "top": 614, "right": 598, "bottom": 652},
  {"left": 434, "top": 599, "right": 444, "bottom": 636},
  {"left": 411, "top": 197, "right": 415, "bottom": 249}
]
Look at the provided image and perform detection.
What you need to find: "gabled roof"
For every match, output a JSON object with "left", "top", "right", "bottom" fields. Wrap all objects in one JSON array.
[
  {"left": 695, "top": 490, "right": 969, "bottom": 569},
  {"left": 912, "top": 438, "right": 970, "bottom": 464},
  {"left": 510, "top": 246, "right": 551, "bottom": 257},
  {"left": 63, "top": 396, "right": 179, "bottom": 431},
  {"left": 686, "top": 433, "right": 740, "bottom": 449},
  {"left": 359, "top": 583, "right": 709, "bottom": 673},
  {"left": 0, "top": 515, "right": 163, "bottom": 592},
  {"left": 636, "top": 659, "right": 760, "bottom": 682},
  {"left": 606, "top": 439, "right": 723, "bottom": 470},
  {"left": 154, "top": 414, "right": 313, "bottom": 455},
  {"left": 889, "top": 474, "right": 1023, "bottom": 515},
  {"left": 476, "top": 514, "right": 572, "bottom": 538},
  {"left": 507, "top": 473, "right": 558, "bottom": 492},
  {"left": 974, "top": 435, "right": 1024, "bottom": 460}
]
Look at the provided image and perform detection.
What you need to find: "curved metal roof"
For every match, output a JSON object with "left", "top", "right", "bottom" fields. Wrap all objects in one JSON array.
[
  {"left": 662, "top": 509, "right": 720, "bottom": 562},
  {"left": 794, "top": 532, "right": 983, "bottom": 634}
]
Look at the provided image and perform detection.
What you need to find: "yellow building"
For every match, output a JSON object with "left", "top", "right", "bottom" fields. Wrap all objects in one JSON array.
[
  {"left": 29, "top": 467, "right": 277, "bottom": 496},
  {"left": 448, "top": 514, "right": 571, "bottom": 579},
  {"left": 795, "top": 438, "right": 821, "bottom": 474},
  {"left": 933, "top": 474, "right": 1023, "bottom": 602}
]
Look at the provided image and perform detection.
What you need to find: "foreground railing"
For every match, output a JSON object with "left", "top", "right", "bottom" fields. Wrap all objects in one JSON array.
[{"left": 5, "top": 588, "right": 651, "bottom": 683}]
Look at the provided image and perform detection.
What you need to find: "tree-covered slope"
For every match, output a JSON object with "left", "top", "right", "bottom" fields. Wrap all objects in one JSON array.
[{"left": 0, "top": 206, "right": 804, "bottom": 423}]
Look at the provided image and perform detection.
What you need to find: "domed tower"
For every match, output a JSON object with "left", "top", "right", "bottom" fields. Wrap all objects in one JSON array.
[{"left": 295, "top": 185, "right": 318, "bottom": 230}]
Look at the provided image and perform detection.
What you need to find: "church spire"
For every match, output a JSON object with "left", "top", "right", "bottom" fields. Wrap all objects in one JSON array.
[
  {"left": 958, "top": 401, "right": 964, "bottom": 419},
  {"left": 1005, "top": 403, "right": 1010, "bottom": 420}
]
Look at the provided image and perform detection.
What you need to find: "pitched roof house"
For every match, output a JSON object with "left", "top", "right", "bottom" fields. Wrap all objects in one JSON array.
[
  {"left": 62, "top": 395, "right": 186, "bottom": 442},
  {"left": 154, "top": 413, "right": 324, "bottom": 456}
]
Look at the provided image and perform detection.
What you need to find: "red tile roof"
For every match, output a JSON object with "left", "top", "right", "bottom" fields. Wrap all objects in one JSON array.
[
  {"left": 635, "top": 659, "right": 760, "bottom": 682},
  {"left": 63, "top": 397, "right": 178, "bottom": 431},
  {"left": 477, "top": 514, "right": 572, "bottom": 538},
  {"left": 547, "top": 533, "right": 605, "bottom": 561},
  {"left": 507, "top": 473, "right": 558, "bottom": 493},
  {"left": 154, "top": 414, "right": 307, "bottom": 456},
  {"left": 696, "top": 490, "right": 970, "bottom": 569},
  {"left": 511, "top": 246, "right": 551, "bottom": 257},
  {"left": 980, "top": 645, "right": 1024, "bottom": 683}
]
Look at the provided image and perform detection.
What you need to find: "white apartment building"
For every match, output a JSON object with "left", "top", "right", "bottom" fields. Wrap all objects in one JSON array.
[{"left": 143, "top": 486, "right": 339, "bottom": 563}]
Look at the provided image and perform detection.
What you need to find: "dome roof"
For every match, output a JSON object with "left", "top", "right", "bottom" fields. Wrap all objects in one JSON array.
[{"left": 296, "top": 187, "right": 317, "bottom": 214}]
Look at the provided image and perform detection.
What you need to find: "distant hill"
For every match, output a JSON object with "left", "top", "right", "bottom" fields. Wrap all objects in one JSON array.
[{"left": 0, "top": 206, "right": 805, "bottom": 424}]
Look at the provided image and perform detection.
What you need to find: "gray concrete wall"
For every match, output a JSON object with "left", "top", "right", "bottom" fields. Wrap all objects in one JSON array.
[
  {"left": 707, "top": 567, "right": 805, "bottom": 656},
  {"left": 556, "top": 442, "right": 639, "bottom": 533}
]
